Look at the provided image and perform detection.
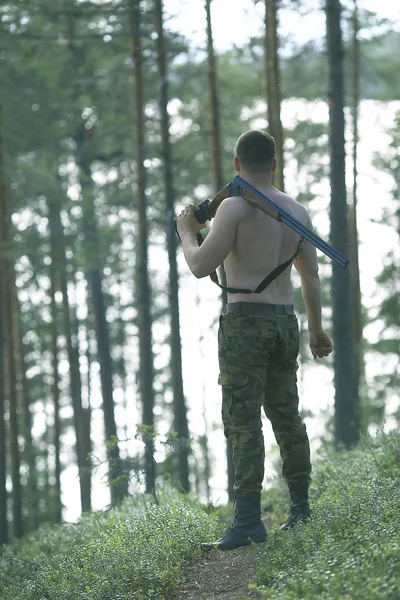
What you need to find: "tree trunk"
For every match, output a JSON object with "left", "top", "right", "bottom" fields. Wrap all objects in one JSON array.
[
  {"left": 204, "top": 0, "right": 234, "bottom": 500},
  {"left": 0, "top": 265, "right": 8, "bottom": 546},
  {"left": 205, "top": 0, "right": 224, "bottom": 192},
  {"left": 70, "top": 308, "right": 93, "bottom": 501},
  {"left": 325, "top": 0, "right": 359, "bottom": 447},
  {"left": 0, "top": 93, "right": 8, "bottom": 543},
  {"left": 14, "top": 291, "right": 39, "bottom": 530},
  {"left": 48, "top": 195, "right": 91, "bottom": 513},
  {"left": 349, "top": 0, "right": 364, "bottom": 426},
  {"left": 264, "top": 0, "right": 285, "bottom": 191},
  {"left": 129, "top": 0, "right": 156, "bottom": 494},
  {"left": 155, "top": 0, "right": 190, "bottom": 492},
  {"left": 77, "top": 138, "right": 127, "bottom": 504},
  {"left": 59, "top": 6, "right": 94, "bottom": 514},
  {"left": 2, "top": 247, "right": 23, "bottom": 539},
  {"left": 0, "top": 100, "right": 23, "bottom": 538},
  {"left": 49, "top": 255, "right": 62, "bottom": 523}
]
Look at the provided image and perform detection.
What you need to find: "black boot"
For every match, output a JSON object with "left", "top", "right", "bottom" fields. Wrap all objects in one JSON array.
[
  {"left": 280, "top": 480, "right": 311, "bottom": 531},
  {"left": 202, "top": 493, "right": 267, "bottom": 551}
]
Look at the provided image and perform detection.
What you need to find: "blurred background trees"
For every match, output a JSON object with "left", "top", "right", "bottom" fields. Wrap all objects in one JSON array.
[{"left": 0, "top": 0, "right": 398, "bottom": 542}]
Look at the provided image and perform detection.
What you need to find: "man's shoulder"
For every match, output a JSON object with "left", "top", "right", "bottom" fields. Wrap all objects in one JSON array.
[
  {"left": 223, "top": 194, "right": 249, "bottom": 206},
  {"left": 277, "top": 191, "right": 308, "bottom": 222},
  {"left": 218, "top": 195, "right": 250, "bottom": 216}
]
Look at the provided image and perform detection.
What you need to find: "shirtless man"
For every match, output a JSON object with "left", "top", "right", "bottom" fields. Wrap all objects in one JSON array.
[{"left": 176, "top": 129, "right": 333, "bottom": 550}]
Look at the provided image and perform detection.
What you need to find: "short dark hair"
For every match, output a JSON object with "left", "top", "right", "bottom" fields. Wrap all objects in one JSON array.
[{"left": 235, "top": 130, "right": 276, "bottom": 173}]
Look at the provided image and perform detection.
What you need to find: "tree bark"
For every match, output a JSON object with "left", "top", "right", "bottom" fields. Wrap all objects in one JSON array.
[
  {"left": 14, "top": 292, "right": 39, "bottom": 530},
  {"left": 349, "top": 0, "right": 364, "bottom": 425},
  {"left": 77, "top": 136, "right": 127, "bottom": 504},
  {"left": 204, "top": 0, "right": 234, "bottom": 500},
  {"left": 155, "top": 0, "right": 190, "bottom": 492},
  {"left": 205, "top": 0, "right": 224, "bottom": 192},
  {"left": 130, "top": 0, "right": 156, "bottom": 494},
  {"left": 1, "top": 235, "right": 23, "bottom": 539},
  {"left": 0, "top": 91, "right": 8, "bottom": 543},
  {"left": 325, "top": 0, "right": 360, "bottom": 447},
  {"left": 264, "top": 0, "right": 285, "bottom": 191},
  {"left": 48, "top": 194, "right": 91, "bottom": 513},
  {"left": 49, "top": 254, "right": 62, "bottom": 523},
  {"left": 0, "top": 256, "right": 8, "bottom": 546},
  {"left": 0, "top": 99, "right": 23, "bottom": 538}
]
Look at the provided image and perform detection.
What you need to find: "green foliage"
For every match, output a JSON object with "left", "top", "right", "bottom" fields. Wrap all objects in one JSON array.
[
  {"left": 0, "top": 494, "right": 218, "bottom": 600},
  {"left": 251, "top": 431, "right": 400, "bottom": 599},
  {"left": 1, "top": 435, "right": 399, "bottom": 599}
]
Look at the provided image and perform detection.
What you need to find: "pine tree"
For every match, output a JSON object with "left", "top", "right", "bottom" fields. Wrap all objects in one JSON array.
[
  {"left": 155, "top": 0, "right": 190, "bottom": 493},
  {"left": 325, "top": 0, "right": 360, "bottom": 447},
  {"left": 204, "top": 0, "right": 233, "bottom": 500},
  {"left": 48, "top": 194, "right": 91, "bottom": 513},
  {"left": 129, "top": 0, "right": 156, "bottom": 494},
  {"left": 348, "top": 0, "right": 364, "bottom": 427},
  {"left": 49, "top": 252, "right": 62, "bottom": 523},
  {"left": 264, "top": 0, "right": 285, "bottom": 190},
  {"left": 0, "top": 119, "right": 8, "bottom": 545}
]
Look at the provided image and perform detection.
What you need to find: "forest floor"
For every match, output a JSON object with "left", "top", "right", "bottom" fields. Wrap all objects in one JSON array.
[
  {"left": 171, "top": 544, "right": 265, "bottom": 600},
  {"left": 2, "top": 434, "right": 399, "bottom": 600},
  {"left": 171, "top": 517, "right": 272, "bottom": 600}
]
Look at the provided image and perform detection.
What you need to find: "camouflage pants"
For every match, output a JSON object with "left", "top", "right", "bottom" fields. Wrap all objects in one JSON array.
[{"left": 218, "top": 308, "right": 311, "bottom": 495}]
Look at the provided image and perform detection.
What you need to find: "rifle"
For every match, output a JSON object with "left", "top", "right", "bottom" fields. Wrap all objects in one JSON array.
[{"left": 183, "top": 175, "right": 348, "bottom": 269}]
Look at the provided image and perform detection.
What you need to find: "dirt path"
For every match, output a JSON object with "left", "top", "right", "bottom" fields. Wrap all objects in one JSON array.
[{"left": 171, "top": 542, "right": 267, "bottom": 600}]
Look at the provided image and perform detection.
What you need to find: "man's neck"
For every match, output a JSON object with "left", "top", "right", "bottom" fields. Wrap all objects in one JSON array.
[{"left": 239, "top": 171, "right": 274, "bottom": 190}]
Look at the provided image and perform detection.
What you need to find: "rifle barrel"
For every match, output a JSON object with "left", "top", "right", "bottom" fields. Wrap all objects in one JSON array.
[{"left": 234, "top": 175, "right": 348, "bottom": 269}]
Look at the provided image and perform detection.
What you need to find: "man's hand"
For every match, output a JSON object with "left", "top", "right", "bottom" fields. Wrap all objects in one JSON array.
[
  {"left": 176, "top": 205, "right": 207, "bottom": 236},
  {"left": 309, "top": 328, "right": 333, "bottom": 359}
]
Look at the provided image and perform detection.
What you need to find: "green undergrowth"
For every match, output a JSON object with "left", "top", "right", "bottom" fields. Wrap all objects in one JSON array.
[
  {"left": 1, "top": 432, "right": 398, "bottom": 600},
  {"left": 0, "top": 493, "right": 218, "bottom": 600},
  {"left": 250, "top": 430, "right": 400, "bottom": 600}
]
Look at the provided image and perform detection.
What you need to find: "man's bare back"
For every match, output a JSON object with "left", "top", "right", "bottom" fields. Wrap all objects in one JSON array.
[{"left": 223, "top": 186, "right": 308, "bottom": 305}]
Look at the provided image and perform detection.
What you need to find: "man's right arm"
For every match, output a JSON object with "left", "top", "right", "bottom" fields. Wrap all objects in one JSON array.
[{"left": 293, "top": 212, "right": 333, "bottom": 359}]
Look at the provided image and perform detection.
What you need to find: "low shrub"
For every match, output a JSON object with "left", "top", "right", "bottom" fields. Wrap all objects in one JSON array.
[
  {"left": 0, "top": 496, "right": 217, "bottom": 600},
  {"left": 251, "top": 431, "right": 400, "bottom": 599}
]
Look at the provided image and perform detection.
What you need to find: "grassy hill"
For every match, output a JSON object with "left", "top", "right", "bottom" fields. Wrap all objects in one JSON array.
[{"left": 0, "top": 431, "right": 399, "bottom": 599}]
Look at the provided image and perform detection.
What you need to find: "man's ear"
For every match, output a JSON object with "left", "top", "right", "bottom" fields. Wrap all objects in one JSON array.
[
  {"left": 272, "top": 157, "right": 277, "bottom": 173},
  {"left": 234, "top": 156, "right": 240, "bottom": 172}
]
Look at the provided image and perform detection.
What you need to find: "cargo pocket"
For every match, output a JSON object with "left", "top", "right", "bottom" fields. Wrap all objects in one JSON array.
[
  {"left": 218, "top": 373, "right": 250, "bottom": 438},
  {"left": 218, "top": 373, "right": 249, "bottom": 392}
]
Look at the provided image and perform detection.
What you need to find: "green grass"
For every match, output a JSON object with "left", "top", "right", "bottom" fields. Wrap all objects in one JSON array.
[
  {"left": 251, "top": 431, "right": 400, "bottom": 599},
  {"left": 1, "top": 431, "right": 399, "bottom": 600},
  {"left": 0, "top": 494, "right": 218, "bottom": 600}
]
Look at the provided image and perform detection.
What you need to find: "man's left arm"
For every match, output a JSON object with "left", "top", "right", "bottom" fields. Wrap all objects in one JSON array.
[{"left": 176, "top": 197, "right": 242, "bottom": 279}]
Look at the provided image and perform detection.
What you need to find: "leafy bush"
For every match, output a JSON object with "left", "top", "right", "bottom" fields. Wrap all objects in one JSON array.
[
  {"left": 1, "top": 433, "right": 398, "bottom": 600},
  {"left": 0, "top": 496, "right": 217, "bottom": 600},
  {"left": 251, "top": 431, "right": 400, "bottom": 599}
]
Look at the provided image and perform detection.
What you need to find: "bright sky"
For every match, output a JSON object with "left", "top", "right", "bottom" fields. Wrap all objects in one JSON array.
[
  {"left": 61, "top": 0, "right": 400, "bottom": 521},
  {"left": 163, "top": 0, "right": 400, "bottom": 52}
]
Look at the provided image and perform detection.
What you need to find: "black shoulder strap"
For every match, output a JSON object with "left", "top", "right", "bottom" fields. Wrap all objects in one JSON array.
[{"left": 210, "top": 237, "right": 305, "bottom": 295}]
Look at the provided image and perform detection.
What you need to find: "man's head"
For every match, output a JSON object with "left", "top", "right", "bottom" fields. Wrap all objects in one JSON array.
[{"left": 234, "top": 129, "right": 277, "bottom": 177}]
